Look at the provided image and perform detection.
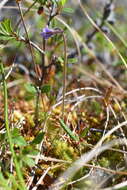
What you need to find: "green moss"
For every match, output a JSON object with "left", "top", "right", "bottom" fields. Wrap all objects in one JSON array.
[{"left": 52, "top": 139, "right": 76, "bottom": 161}]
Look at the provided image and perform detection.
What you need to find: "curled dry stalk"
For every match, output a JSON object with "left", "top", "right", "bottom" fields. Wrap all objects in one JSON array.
[{"left": 0, "top": 61, "right": 26, "bottom": 190}]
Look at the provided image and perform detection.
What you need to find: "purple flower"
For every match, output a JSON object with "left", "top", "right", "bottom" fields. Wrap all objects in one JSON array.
[
  {"left": 41, "top": 26, "right": 54, "bottom": 39},
  {"left": 41, "top": 26, "right": 63, "bottom": 40}
]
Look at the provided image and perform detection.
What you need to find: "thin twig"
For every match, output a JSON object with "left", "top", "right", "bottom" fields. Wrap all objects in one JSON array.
[
  {"left": 16, "top": 1, "right": 39, "bottom": 79},
  {"left": 15, "top": 0, "right": 38, "bottom": 29},
  {"left": 32, "top": 167, "right": 51, "bottom": 190},
  {"left": 67, "top": 169, "right": 92, "bottom": 185},
  {"left": 17, "top": 36, "right": 45, "bottom": 55},
  {"left": 82, "top": 163, "right": 127, "bottom": 176}
]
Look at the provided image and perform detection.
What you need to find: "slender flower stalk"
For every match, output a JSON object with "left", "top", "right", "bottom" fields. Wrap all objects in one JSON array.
[
  {"left": 62, "top": 33, "right": 67, "bottom": 119},
  {"left": 40, "top": 26, "right": 67, "bottom": 119}
]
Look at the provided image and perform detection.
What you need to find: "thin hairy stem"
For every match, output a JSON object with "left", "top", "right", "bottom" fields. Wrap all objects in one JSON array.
[
  {"left": 41, "top": 38, "right": 46, "bottom": 83},
  {"left": 62, "top": 33, "right": 67, "bottom": 119},
  {"left": 16, "top": 1, "right": 39, "bottom": 79}
]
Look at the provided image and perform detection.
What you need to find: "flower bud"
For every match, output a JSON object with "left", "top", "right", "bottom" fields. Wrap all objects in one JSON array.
[{"left": 37, "top": 7, "right": 44, "bottom": 15}]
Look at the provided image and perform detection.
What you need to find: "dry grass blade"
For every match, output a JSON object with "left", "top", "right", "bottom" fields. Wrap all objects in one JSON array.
[
  {"left": 103, "top": 180, "right": 127, "bottom": 190},
  {"left": 50, "top": 138, "right": 127, "bottom": 190},
  {"left": 0, "top": 0, "right": 8, "bottom": 10},
  {"left": 69, "top": 27, "right": 125, "bottom": 93},
  {"left": 56, "top": 16, "right": 81, "bottom": 62}
]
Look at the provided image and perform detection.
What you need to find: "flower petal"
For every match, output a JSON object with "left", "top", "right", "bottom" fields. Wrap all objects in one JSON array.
[{"left": 41, "top": 26, "right": 54, "bottom": 39}]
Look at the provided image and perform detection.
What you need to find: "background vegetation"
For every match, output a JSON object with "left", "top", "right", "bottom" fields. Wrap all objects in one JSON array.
[{"left": 0, "top": 0, "right": 127, "bottom": 189}]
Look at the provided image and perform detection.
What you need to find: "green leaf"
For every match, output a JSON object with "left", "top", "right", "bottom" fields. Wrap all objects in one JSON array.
[
  {"left": 0, "top": 19, "right": 15, "bottom": 41},
  {"left": 24, "top": 83, "right": 36, "bottom": 95},
  {"left": 22, "top": 156, "right": 35, "bottom": 167},
  {"left": 59, "top": 0, "right": 68, "bottom": 6},
  {"left": 41, "top": 84, "right": 51, "bottom": 93},
  {"left": 12, "top": 135, "right": 27, "bottom": 147},
  {"left": 36, "top": 0, "right": 46, "bottom": 4},
  {"left": 0, "top": 173, "right": 12, "bottom": 190},
  {"left": 68, "top": 57, "right": 78, "bottom": 64},
  {"left": 6, "top": 128, "right": 26, "bottom": 147},
  {"left": 80, "top": 127, "right": 89, "bottom": 138},
  {"left": 63, "top": 7, "right": 74, "bottom": 14},
  {"left": 11, "top": 128, "right": 20, "bottom": 137},
  {"left": 92, "top": 101, "right": 102, "bottom": 115},
  {"left": 1, "top": 19, "right": 13, "bottom": 33},
  {"left": 117, "top": 188, "right": 127, "bottom": 190},
  {"left": 58, "top": 56, "right": 64, "bottom": 63},
  {"left": 0, "top": 133, "right": 6, "bottom": 142},
  {"left": 31, "top": 132, "right": 45, "bottom": 145},
  {"left": 0, "top": 35, "right": 15, "bottom": 41},
  {"left": 22, "top": 145, "right": 39, "bottom": 155},
  {"left": 59, "top": 119, "right": 79, "bottom": 141}
]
